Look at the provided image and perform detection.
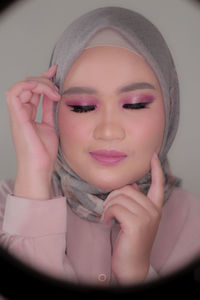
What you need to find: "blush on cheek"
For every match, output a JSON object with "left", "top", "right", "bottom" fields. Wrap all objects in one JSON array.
[
  {"left": 58, "top": 111, "right": 91, "bottom": 145},
  {"left": 134, "top": 114, "right": 165, "bottom": 155},
  {"left": 146, "top": 123, "right": 164, "bottom": 153}
]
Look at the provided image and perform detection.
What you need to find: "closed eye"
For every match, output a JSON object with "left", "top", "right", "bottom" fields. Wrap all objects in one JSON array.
[
  {"left": 67, "top": 102, "right": 150, "bottom": 113},
  {"left": 67, "top": 105, "right": 96, "bottom": 113},
  {"left": 123, "top": 102, "right": 150, "bottom": 109}
]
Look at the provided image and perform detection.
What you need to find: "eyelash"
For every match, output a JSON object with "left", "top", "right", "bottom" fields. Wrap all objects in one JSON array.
[{"left": 68, "top": 102, "right": 150, "bottom": 113}]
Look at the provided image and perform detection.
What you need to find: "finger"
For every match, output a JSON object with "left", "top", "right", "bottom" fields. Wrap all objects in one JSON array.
[
  {"left": 19, "top": 90, "right": 33, "bottom": 103},
  {"left": 103, "top": 185, "right": 154, "bottom": 214},
  {"left": 6, "top": 81, "right": 37, "bottom": 99},
  {"left": 6, "top": 82, "right": 37, "bottom": 115},
  {"left": 25, "top": 76, "right": 59, "bottom": 92},
  {"left": 103, "top": 194, "right": 149, "bottom": 219},
  {"left": 30, "top": 92, "right": 41, "bottom": 107},
  {"left": 30, "top": 81, "right": 60, "bottom": 101},
  {"left": 132, "top": 183, "right": 140, "bottom": 192},
  {"left": 147, "top": 152, "right": 164, "bottom": 209},
  {"left": 102, "top": 204, "right": 138, "bottom": 230},
  {"left": 40, "top": 64, "right": 58, "bottom": 79},
  {"left": 19, "top": 89, "right": 40, "bottom": 107},
  {"left": 42, "top": 95, "right": 56, "bottom": 126},
  {"left": 18, "top": 89, "right": 42, "bottom": 122}
]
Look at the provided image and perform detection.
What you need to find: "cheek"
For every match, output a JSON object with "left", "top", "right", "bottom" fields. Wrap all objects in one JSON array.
[
  {"left": 128, "top": 110, "right": 165, "bottom": 153},
  {"left": 58, "top": 109, "right": 92, "bottom": 147}
]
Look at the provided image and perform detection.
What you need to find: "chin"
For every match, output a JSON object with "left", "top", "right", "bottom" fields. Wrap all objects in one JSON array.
[
  {"left": 89, "top": 177, "right": 134, "bottom": 192},
  {"left": 88, "top": 168, "right": 149, "bottom": 191}
]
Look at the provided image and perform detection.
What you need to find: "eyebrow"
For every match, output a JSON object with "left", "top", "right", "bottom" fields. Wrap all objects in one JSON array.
[{"left": 62, "top": 82, "right": 155, "bottom": 96}]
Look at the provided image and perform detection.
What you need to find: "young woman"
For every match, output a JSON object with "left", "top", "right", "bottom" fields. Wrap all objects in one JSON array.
[{"left": 1, "top": 6, "right": 200, "bottom": 287}]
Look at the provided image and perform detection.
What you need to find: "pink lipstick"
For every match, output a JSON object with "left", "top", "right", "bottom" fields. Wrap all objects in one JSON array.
[{"left": 89, "top": 149, "right": 127, "bottom": 166}]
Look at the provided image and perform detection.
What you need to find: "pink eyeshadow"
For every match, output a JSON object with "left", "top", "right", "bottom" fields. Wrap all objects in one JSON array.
[
  {"left": 120, "top": 94, "right": 155, "bottom": 105},
  {"left": 64, "top": 96, "right": 99, "bottom": 106}
]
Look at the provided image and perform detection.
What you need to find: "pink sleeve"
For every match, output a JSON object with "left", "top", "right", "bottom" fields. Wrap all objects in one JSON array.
[{"left": 0, "top": 180, "right": 77, "bottom": 283}]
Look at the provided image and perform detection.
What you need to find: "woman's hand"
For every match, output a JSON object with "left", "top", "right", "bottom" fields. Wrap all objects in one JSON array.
[
  {"left": 6, "top": 65, "right": 61, "bottom": 199},
  {"left": 101, "top": 152, "right": 164, "bottom": 285}
]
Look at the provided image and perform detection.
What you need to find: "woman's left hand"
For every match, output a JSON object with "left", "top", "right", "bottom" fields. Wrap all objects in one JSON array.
[{"left": 101, "top": 152, "right": 164, "bottom": 285}]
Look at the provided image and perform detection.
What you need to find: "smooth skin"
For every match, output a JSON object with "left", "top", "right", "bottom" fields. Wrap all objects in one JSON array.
[
  {"left": 6, "top": 46, "right": 165, "bottom": 285},
  {"left": 6, "top": 65, "right": 60, "bottom": 200},
  {"left": 59, "top": 47, "right": 165, "bottom": 191},
  {"left": 102, "top": 153, "right": 164, "bottom": 284}
]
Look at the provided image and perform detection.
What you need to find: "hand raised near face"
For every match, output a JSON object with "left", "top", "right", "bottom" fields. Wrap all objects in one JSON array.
[
  {"left": 101, "top": 152, "right": 164, "bottom": 285},
  {"left": 6, "top": 65, "right": 61, "bottom": 199}
]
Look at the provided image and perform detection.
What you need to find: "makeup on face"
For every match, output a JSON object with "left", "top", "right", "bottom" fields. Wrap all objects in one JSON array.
[
  {"left": 89, "top": 149, "right": 127, "bottom": 166},
  {"left": 62, "top": 92, "right": 155, "bottom": 113}
]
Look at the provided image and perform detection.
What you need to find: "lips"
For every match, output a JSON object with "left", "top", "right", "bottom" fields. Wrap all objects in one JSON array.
[
  {"left": 90, "top": 149, "right": 127, "bottom": 157},
  {"left": 89, "top": 149, "right": 127, "bottom": 166}
]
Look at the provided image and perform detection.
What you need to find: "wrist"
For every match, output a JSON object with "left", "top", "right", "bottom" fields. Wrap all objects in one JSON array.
[
  {"left": 14, "top": 168, "right": 52, "bottom": 200},
  {"left": 113, "top": 262, "right": 149, "bottom": 286}
]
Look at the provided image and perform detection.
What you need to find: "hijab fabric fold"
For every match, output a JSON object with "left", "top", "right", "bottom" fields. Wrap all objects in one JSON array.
[{"left": 50, "top": 7, "right": 181, "bottom": 223}]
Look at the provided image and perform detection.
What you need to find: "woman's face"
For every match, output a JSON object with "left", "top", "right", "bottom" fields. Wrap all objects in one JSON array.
[{"left": 58, "top": 46, "right": 165, "bottom": 190}]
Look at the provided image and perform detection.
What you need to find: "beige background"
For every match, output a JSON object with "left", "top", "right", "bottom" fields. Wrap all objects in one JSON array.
[{"left": 0, "top": 0, "right": 199, "bottom": 196}]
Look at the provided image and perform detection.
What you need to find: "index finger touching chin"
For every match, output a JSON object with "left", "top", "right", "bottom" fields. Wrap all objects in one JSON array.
[{"left": 147, "top": 152, "right": 165, "bottom": 209}]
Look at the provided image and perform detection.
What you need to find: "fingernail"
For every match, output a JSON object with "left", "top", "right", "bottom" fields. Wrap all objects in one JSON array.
[
  {"left": 54, "top": 85, "right": 59, "bottom": 92},
  {"left": 52, "top": 90, "right": 60, "bottom": 97},
  {"left": 49, "top": 64, "right": 57, "bottom": 70},
  {"left": 153, "top": 152, "right": 158, "bottom": 159},
  {"left": 46, "top": 65, "right": 57, "bottom": 75}
]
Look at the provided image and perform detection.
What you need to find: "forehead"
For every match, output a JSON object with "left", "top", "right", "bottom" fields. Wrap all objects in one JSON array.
[{"left": 63, "top": 46, "right": 160, "bottom": 89}]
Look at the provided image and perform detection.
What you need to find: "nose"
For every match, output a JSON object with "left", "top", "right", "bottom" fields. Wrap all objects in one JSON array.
[{"left": 93, "top": 109, "right": 125, "bottom": 141}]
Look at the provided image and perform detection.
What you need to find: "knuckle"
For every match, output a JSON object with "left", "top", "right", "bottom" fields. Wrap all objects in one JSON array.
[
  {"left": 108, "top": 203, "right": 120, "bottom": 211},
  {"left": 151, "top": 207, "right": 162, "bottom": 223},
  {"left": 6, "top": 84, "right": 16, "bottom": 95},
  {"left": 6, "top": 81, "right": 25, "bottom": 104},
  {"left": 6, "top": 85, "right": 16, "bottom": 101},
  {"left": 6, "top": 82, "right": 17, "bottom": 91},
  {"left": 105, "top": 203, "right": 121, "bottom": 217}
]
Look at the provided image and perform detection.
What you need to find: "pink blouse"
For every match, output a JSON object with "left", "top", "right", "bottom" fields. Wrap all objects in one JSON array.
[{"left": 1, "top": 178, "right": 200, "bottom": 286}]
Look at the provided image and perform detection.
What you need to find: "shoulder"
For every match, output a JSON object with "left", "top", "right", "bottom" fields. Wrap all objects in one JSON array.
[{"left": 151, "top": 187, "right": 200, "bottom": 275}]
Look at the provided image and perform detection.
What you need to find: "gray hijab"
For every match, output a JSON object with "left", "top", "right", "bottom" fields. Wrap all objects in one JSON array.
[{"left": 50, "top": 6, "right": 181, "bottom": 223}]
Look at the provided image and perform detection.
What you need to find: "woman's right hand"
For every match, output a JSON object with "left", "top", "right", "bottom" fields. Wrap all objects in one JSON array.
[{"left": 6, "top": 65, "right": 61, "bottom": 199}]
